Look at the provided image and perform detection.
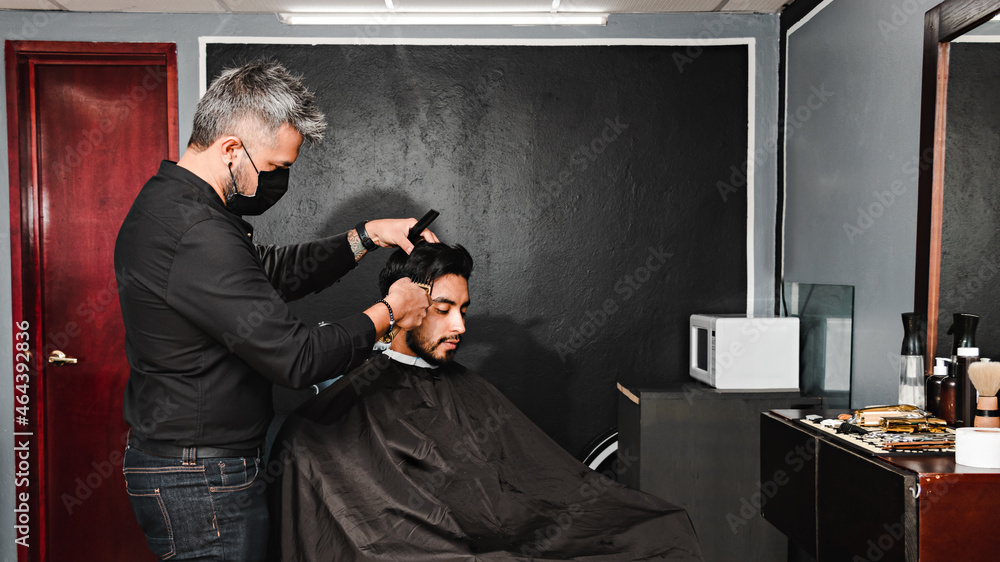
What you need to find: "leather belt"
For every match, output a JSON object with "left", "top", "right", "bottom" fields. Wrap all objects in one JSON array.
[{"left": 130, "top": 437, "right": 262, "bottom": 460}]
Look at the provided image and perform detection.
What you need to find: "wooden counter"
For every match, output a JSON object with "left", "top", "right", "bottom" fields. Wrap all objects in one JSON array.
[{"left": 762, "top": 409, "right": 1000, "bottom": 561}]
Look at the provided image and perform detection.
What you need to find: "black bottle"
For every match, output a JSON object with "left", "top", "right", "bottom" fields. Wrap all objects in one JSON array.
[
  {"left": 926, "top": 358, "right": 948, "bottom": 417},
  {"left": 956, "top": 347, "right": 980, "bottom": 427},
  {"left": 940, "top": 362, "right": 958, "bottom": 426},
  {"left": 948, "top": 313, "right": 979, "bottom": 357}
]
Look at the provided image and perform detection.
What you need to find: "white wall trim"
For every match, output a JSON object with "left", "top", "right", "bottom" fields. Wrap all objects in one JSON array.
[
  {"left": 746, "top": 36, "right": 756, "bottom": 316},
  {"left": 787, "top": 0, "right": 835, "bottom": 36},
  {"left": 953, "top": 35, "right": 1000, "bottom": 42}
]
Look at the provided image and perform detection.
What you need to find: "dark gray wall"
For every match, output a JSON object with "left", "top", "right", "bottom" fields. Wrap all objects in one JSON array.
[
  {"left": 0, "top": 11, "right": 779, "bottom": 557},
  {"left": 938, "top": 41, "right": 1000, "bottom": 359},
  {"left": 208, "top": 42, "right": 749, "bottom": 454}
]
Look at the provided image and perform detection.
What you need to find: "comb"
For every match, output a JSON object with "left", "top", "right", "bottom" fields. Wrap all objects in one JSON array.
[
  {"left": 407, "top": 210, "right": 439, "bottom": 244},
  {"left": 380, "top": 279, "right": 432, "bottom": 344}
]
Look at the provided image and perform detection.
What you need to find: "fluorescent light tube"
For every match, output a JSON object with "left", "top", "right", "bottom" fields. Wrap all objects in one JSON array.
[{"left": 278, "top": 12, "right": 608, "bottom": 26}]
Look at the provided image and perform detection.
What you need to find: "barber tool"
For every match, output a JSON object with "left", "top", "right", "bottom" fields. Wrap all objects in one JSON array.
[
  {"left": 836, "top": 422, "right": 869, "bottom": 435},
  {"left": 379, "top": 280, "right": 432, "bottom": 344},
  {"left": 850, "top": 404, "right": 924, "bottom": 427},
  {"left": 408, "top": 209, "right": 439, "bottom": 244},
  {"left": 377, "top": 210, "right": 440, "bottom": 345},
  {"left": 801, "top": 414, "right": 956, "bottom": 454},
  {"left": 968, "top": 361, "right": 1000, "bottom": 428},
  {"left": 879, "top": 416, "right": 948, "bottom": 434},
  {"left": 878, "top": 436, "right": 955, "bottom": 452},
  {"left": 881, "top": 433, "right": 956, "bottom": 451}
]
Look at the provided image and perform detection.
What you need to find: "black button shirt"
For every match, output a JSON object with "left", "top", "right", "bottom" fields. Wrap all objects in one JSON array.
[{"left": 115, "top": 161, "right": 376, "bottom": 449}]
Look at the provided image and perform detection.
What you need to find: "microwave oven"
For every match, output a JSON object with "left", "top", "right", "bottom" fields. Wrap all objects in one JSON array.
[{"left": 689, "top": 314, "right": 799, "bottom": 389}]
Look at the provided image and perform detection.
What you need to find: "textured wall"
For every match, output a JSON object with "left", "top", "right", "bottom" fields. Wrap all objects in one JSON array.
[
  {"left": 939, "top": 42, "right": 1000, "bottom": 359},
  {"left": 209, "top": 43, "right": 749, "bottom": 454}
]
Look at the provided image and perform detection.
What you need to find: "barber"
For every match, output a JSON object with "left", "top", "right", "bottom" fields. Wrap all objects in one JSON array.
[{"left": 114, "top": 60, "right": 432, "bottom": 561}]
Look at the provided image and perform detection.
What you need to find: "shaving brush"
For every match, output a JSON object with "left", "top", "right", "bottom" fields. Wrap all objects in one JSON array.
[{"left": 968, "top": 362, "right": 1000, "bottom": 428}]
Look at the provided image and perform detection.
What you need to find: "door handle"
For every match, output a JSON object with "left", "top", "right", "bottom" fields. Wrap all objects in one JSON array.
[{"left": 48, "top": 350, "right": 78, "bottom": 366}]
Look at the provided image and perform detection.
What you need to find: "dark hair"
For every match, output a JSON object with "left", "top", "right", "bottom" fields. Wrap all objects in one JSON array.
[
  {"left": 188, "top": 59, "right": 326, "bottom": 150},
  {"left": 378, "top": 242, "right": 474, "bottom": 296}
]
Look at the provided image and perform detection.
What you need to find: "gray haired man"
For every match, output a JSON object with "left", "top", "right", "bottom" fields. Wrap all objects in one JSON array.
[{"left": 115, "top": 59, "right": 433, "bottom": 560}]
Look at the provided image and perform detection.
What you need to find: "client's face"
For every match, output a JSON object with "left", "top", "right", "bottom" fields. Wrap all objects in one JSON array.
[{"left": 406, "top": 273, "right": 469, "bottom": 365}]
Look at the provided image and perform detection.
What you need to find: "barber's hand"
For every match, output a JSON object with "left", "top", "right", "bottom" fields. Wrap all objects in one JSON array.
[
  {"left": 384, "top": 278, "right": 431, "bottom": 330},
  {"left": 364, "top": 218, "right": 440, "bottom": 254}
]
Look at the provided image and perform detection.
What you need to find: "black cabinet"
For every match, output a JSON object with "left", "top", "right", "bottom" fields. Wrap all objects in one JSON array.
[{"left": 617, "top": 382, "right": 820, "bottom": 562}]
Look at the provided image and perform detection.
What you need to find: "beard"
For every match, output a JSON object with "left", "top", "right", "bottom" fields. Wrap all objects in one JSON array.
[{"left": 406, "top": 329, "right": 462, "bottom": 365}]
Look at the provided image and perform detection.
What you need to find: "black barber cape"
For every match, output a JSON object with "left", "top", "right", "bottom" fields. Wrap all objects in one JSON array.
[{"left": 268, "top": 352, "right": 703, "bottom": 561}]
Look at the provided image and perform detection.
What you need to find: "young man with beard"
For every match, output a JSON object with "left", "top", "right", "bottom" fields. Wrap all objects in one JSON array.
[{"left": 268, "top": 242, "right": 703, "bottom": 561}]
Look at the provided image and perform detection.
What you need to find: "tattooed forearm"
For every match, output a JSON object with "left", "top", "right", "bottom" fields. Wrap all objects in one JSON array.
[{"left": 348, "top": 229, "right": 367, "bottom": 262}]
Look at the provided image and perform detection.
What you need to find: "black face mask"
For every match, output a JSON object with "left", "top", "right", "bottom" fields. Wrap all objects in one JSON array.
[{"left": 226, "top": 144, "right": 290, "bottom": 216}]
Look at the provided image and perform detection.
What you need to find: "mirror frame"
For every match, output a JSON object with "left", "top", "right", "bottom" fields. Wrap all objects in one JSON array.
[{"left": 916, "top": 0, "right": 1000, "bottom": 370}]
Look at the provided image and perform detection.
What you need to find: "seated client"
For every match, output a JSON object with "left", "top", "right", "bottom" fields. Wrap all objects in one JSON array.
[{"left": 268, "top": 242, "right": 703, "bottom": 561}]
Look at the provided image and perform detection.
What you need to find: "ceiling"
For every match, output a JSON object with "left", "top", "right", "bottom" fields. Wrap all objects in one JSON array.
[{"left": 0, "top": 0, "right": 796, "bottom": 15}]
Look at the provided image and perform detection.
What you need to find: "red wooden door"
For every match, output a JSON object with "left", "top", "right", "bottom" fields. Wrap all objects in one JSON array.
[{"left": 7, "top": 41, "right": 177, "bottom": 562}]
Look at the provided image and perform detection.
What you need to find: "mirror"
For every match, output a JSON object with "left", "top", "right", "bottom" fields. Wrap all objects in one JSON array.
[
  {"left": 916, "top": 0, "right": 1000, "bottom": 368},
  {"left": 937, "top": 36, "right": 1000, "bottom": 360}
]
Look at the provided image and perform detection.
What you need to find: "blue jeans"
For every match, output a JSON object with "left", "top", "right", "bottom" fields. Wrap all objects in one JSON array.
[{"left": 123, "top": 446, "right": 268, "bottom": 561}]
